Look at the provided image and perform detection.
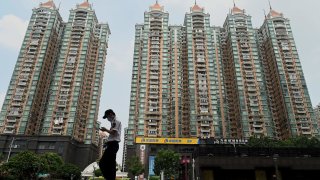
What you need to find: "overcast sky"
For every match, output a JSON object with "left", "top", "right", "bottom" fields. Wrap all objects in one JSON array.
[{"left": 0, "top": 0, "right": 319, "bottom": 165}]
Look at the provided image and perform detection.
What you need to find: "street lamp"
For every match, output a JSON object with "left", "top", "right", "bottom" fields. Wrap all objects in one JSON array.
[
  {"left": 273, "top": 155, "right": 280, "bottom": 180},
  {"left": 192, "top": 158, "right": 195, "bottom": 180},
  {"left": 6, "top": 137, "right": 38, "bottom": 162},
  {"left": 6, "top": 137, "right": 16, "bottom": 162}
]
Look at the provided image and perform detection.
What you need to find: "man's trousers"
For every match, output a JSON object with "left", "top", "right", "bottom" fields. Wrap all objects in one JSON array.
[{"left": 99, "top": 141, "right": 119, "bottom": 180}]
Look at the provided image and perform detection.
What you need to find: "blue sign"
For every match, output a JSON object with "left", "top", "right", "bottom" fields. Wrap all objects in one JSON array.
[{"left": 149, "top": 156, "right": 155, "bottom": 176}]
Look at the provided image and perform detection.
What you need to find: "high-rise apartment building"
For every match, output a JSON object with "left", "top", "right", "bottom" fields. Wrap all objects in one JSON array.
[
  {"left": 42, "top": 1, "right": 110, "bottom": 145},
  {"left": 183, "top": 4, "right": 225, "bottom": 138},
  {"left": 127, "top": 2, "right": 170, "bottom": 145},
  {"left": 258, "top": 7, "right": 318, "bottom": 139},
  {"left": 221, "top": 5, "right": 273, "bottom": 139},
  {"left": 0, "top": 1, "right": 64, "bottom": 135},
  {"left": 0, "top": 0, "right": 110, "bottom": 159}
]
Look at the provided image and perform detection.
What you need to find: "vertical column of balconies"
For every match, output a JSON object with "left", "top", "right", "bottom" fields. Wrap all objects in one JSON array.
[
  {"left": 235, "top": 17, "right": 266, "bottom": 137},
  {"left": 145, "top": 15, "right": 162, "bottom": 137},
  {"left": 88, "top": 24, "right": 109, "bottom": 145},
  {"left": 181, "top": 27, "right": 190, "bottom": 137},
  {"left": 50, "top": 11, "right": 88, "bottom": 136},
  {"left": 274, "top": 20, "right": 313, "bottom": 136},
  {"left": 211, "top": 27, "right": 228, "bottom": 138},
  {"left": 168, "top": 26, "right": 183, "bottom": 137},
  {"left": 221, "top": 28, "right": 240, "bottom": 138},
  {"left": 191, "top": 14, "right": 212, "bottom": 138},
  {"left": 260, "top": 29, "right": 290, "bottom": 139},
  {"left": 2, "top": 8, "right": 61, "bottom": 135},
  {"left": 127, "top": 25, "right": 143, "bottom": 144},
  {"left": 167, "top": 27, "right": 174, "bottom": 137},
  {"left": 81, "top": 26, "right": 99, "bottom": 143}
]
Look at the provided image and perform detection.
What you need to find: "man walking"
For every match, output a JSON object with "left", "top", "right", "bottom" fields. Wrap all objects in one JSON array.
[{"left": 99, "top": 109, "right": 122, "bottom": 180}]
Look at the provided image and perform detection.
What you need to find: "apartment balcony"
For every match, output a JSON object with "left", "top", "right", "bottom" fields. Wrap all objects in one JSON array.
[
  {"left": 291, "top": 86, "right": 299, "bottom": 90},
  {"left": 193, "top": 22, "right": 204, "bottom": 27},
  {"left": 274, "top": 23, "right": 286, "bottom": 28},
  {"left": 301, "top": 130, "right": 312, "bottom": 135},
  {"left": 253, "top": 123, "right": 263, "bottom": 128},
  {"left": 151, "top": 18, "right": 162, "bottom": 22},
  {"left": 149, "top": 80, "right": 159, "bottom": 85},
  {"left": 301, "top": 125, "right": 310, "bottom": 130},
  {"left": 12, "top": 96, "right": 23, "bottom": 101},
  {"left": 297, "top": 110, "right": 306, "bottom": 114},
  {"left": 192, "top": 19, "right": 203, "bottom": 23},
  {"left": 25, "top": 58, "right": 34, "bottom": 63},
  {"left": 63, "top": 74, "right": 73, "bottom": 78},
  {"left": 194, "top": 35, "right": 205, "bottom": 40},
  {"left": 148, "top": 102, "right": 159, "bottom": 107},
  {"left": 3, "top": 129, "right": 14, "bottom": 134},
  {"left": 246, "top": 83, "right": 255, "bottom": 87},
  {"left": 53, "top": 126, "right": 63, "bottom": 130},
  {"left": 150, "top": 26, "right": 162, "bottom": 30},
  {"left": 73, "top": 22, "right": 86, "bottom": 27},
  {"left": 295, "top": 99, "right": 303, "bottom": 103},
  {"left": 52, "top": 131, "right": 62, "bottom": 135},
  {"left": 250, "top": 103, "right": 259, "bottom": 107},
  {"left": 293, "top": 94, "right": 302, "bottom": 98},
  {"left": 247, "top": 87, "right": 256, "bottom": 92},
  {"left": 200, "top": 129, "right": 211, "bottom": 133},
  {"left": 18, "top": 81, "right": 27, "bottom": 86},
  {"left": 57, "top": 103, "right": 67, "bottom": 107},
  {"left": 7, "top": 118, "right": 17, "bottom": 123},
  {"left": 296, "top": 105, "right": 304, "bottom": 109},
  {"left": 200, "top": 123, "right": 210, "bottom": 127},
  {"left": 146, "top": 111, "right": 160, "bottom": 115},
  {"left": 148, "top": 122, "right": 158, "bottom": 126},
  {"left": 22, "top": 68, "right": 31, "bottom": 72},
  {"left": 245, "top": 73, "right": 254, "bottom": 78},
  {"left": 148, "top": 94, "right": 159, "bottom": 98},
  {"left": 54, "top": 119, "right": 64, "bottom": 125},
  {"left": 61, "top": 83, "right": 71, "bottom": 88},
  {"left": 200, "top": 102, "right": 208, "bottom": 106},
  {"left": 63, "top": 78, "right": 72, "bottom": 82},
  {"left": 200, "top": 108, "right": 209, "bottom": 113},
  {"left": 11, "top": 102, "right": 21, "bottom": 106},
  {"left": 197, "top": 68, "right": 206, "bottom": 72},
  {"left": 197, "top": 64, "right": 206, "bottom": 68},
  {"left": 35, "top": 21, "right": 47, "bottom": 26},
  {"left": 148, "top": 134, "right": 157, "bottom": 137},
  {"left": 8, "top": 111, "right": 20, "bottom": 117},
  {"left": 246, "top": 78, "right": 255, "bottom": 82},
  {"left": 253, "top": 129, "right": 264, "bottom": 134},
  {"left": 65, "top": 68, "right": 74, "bottom": 73},
  {"left": 6, "top": 123, "right": 15, "bottom": 128}
]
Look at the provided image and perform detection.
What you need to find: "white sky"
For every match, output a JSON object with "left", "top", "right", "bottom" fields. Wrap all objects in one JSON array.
[{"left": 0, "top": 0, "right": 320, "bottom": 166}]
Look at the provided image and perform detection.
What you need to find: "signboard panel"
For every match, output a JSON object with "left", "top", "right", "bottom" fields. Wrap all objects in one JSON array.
[
  {"left": 135, "top": 137, "right": 199, "bottom": 145},
  {"left": 149, "top": 156, "right": 155, "bottom": 176}
]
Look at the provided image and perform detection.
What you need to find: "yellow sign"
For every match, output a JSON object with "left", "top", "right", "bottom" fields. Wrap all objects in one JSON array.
[{"left": 135, "top": 137, "right": 199, "bottom": 145}]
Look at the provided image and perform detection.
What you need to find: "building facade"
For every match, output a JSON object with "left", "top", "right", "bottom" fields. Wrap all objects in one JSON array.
[
  {"left": 41, "top": 1, "right": 110, "bottom": 145},
  {"left": 183, "top": 4, "right": 226, "bottom": 139},
  {"left": 0, "top": 1, "right": 64, "bottom": 135},
  {"left": 221, "top": 5, "right": 273, "bottom": 139},
  {"left": 258, "top": 8, "right": 318, "bottom": 139},
  {"left": 124, "top": 3, "right": 318, "bottom": 172},
  {"left": 127, "top": 2, "right": 170, "bottom": 145},
  {"left": 0, "top": 0, "right": 110, "bottom": 167}
]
